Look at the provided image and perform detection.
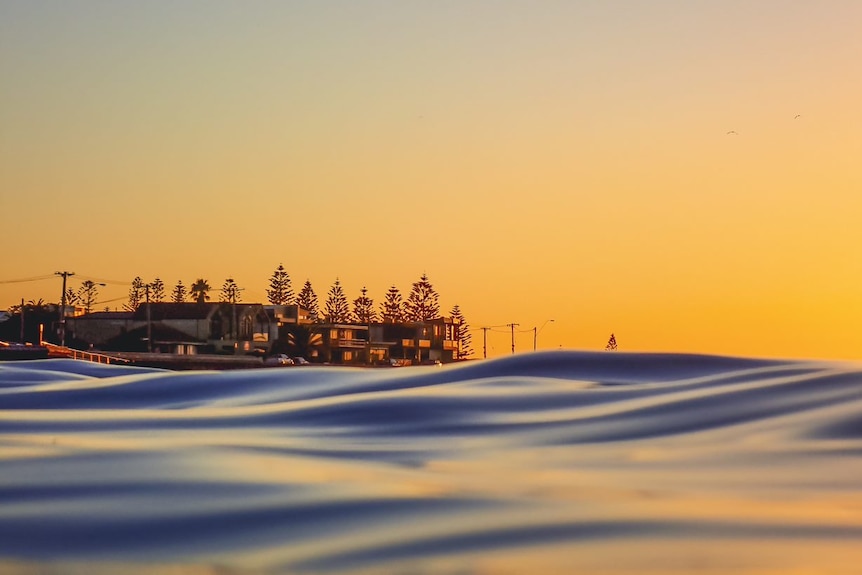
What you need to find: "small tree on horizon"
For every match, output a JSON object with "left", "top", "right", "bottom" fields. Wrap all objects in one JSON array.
[
  {"left": 124, "top": 277, "right": 145, "bottom": 311},
  {"left": 220, "top": 278, "right": 242, "bottom": 303},
  {"left": 171, "top": 280, "right": 187, "bottom": 303},
  {"left": 352, "top": 286, "right": 377, "bottom": 324},
  {"left": 190, "top": 278, "right": 211, "bottom": 304},
  {"left": 65, "top": 288, "right": 80, "bottom": 308},
  {"left": 605, "top": 333, "right": 617, "bottom": 351},
  {"left": 380, "top": 285, "right": 404, "bottom": 323},
  {"left": 267, "top": 264, "right": 294, "bottom": 305},
  {"left": 150, "top": 278, "right": 165, "bottom": 303},
  {"left": 450, "top": 304, "right": 473, "bottom": 359},
  {"left": 325, "top": 278, "right": 351, "bottom": 323},
  {"left": 77, "top": 280, "right": 99, "bottom": 314},
  {"left": 404, "top": 273, "right": 440, "bottom": 322},
  {"left": 297, "top": 280, "right": 320, "bottom": 322}
]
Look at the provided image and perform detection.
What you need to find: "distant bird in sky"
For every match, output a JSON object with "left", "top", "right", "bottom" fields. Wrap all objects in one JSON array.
[
  {"left": 794, "top": 114, "right": 801, "bottom": 119},
  {"left": 726, "top": 130, "right": 738, "bottom": 135}
]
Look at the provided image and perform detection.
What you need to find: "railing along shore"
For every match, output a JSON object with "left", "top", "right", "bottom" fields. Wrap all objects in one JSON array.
[{"left": 41, "top": 342, "right": 130, "bottom": 365}]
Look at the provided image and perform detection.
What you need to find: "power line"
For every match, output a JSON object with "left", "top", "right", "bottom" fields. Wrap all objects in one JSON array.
[
  {"left": 0, "top": 275, "right": 55, "bottom": 285},
  {"left": 93, "top": 295, "right": 128, "bottom": 305},
  {"left": 74, "top": 275, "right": 131, "bottom": 286}
]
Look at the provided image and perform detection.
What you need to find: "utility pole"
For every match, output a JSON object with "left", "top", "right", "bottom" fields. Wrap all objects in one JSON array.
[
  {"left": 20, "top": 298, "right": 25, "bottom": 343},
  {"left": 533, "top": 319, "right": 554, "bottom": 351},
  {"left": 55, "top": 271, "right": 75, "bottom": 346},
  {"left": 507, "top": 323, "right": 519, "bottom": 354},
  {"left": 144, "top": 283, "right": 152, "bottom": 353},
  {"left": 480, "top": 327, "right": 490, "bottom": 359},
  {"left": 232, "top": 287, "right": 238, "bottom": 344}
]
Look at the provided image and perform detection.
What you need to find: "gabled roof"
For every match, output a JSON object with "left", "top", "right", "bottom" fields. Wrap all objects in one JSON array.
[
  {"left": 132, "top": 303, "right": 218, "bottom": 321},
  {"left": 73, "top": 311, "right": 134, "bottom": 320}
]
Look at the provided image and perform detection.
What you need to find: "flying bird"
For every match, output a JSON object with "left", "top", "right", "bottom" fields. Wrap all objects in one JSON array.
[
  {"left": 726, "top": 130, "right": 738, "bottom": 135},
  {"left": 794, "top": 114, "right": 801, "bottom": 119}
]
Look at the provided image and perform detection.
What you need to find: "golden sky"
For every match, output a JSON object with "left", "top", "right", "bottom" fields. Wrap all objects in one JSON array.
[{"left": 1, "top": 1, "right": 860, "bottom": 359}]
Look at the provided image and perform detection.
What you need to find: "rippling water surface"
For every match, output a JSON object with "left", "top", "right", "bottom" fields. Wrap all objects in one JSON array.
[{"left": 3, "top": 352, "right": 862, "bottom": 574}]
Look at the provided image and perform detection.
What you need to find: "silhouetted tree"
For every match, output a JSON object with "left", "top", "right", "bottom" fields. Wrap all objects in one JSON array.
[
  {"left": 0, "top": 301, "right": 59, "bottom": 344},
  {"left": 190, "top": 278, "right": 211, "bottom": 304},
  {"left": 65, "top": 288, "right": 80, "bottom": 308},
  {"left": 77, "top": 280, "right": 99, "bottom": 314},
  {"left": 220, "top": 278, "right": 241, "bottom": 303},
  {"left": 150, "top": 278, "right": 165, "bottom": 303},
  {"left": 450, "top": 304, "right": 473, "bottom": 359},
  {"left": 171, "top": 280, "right": 187, "bottom": 303},
  {"left": 380, "top": 285, "right": 404, "bottom": 323},
  {"left": 124, "top": 277, "right": 145, "bottom": 311},
  {"left": 297, "top": 280, "right": 320, "bottom": 322},
  {"left": 404, "top": 273, "right": 440, "bottom": 322},
  {"left": 353, "top": 286, "right": 377, "bottom": 324},
  {"left": 270, "top": 324, "right": 322, "bottom": 360},
  {"left": 267, "top": 264, "right": 294, "bottom": 305},
  {"left": 605, "top": 333, "right": 617, "bottom": 351},
  {"left": 325, "top": 278, "right": 351, "bottom": 323}
]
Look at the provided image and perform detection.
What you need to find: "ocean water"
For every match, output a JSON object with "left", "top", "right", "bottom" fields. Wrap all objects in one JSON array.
[{"left": 2, "top": 352, "right": 862, "bottom": 574}]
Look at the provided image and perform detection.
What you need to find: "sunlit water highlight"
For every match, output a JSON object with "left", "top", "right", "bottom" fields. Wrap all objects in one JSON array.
[{"left": 2, "top": 352, "right": 862, "bottom": 574}]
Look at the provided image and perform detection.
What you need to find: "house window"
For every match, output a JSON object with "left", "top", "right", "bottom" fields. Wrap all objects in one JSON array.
[
  {"left": 330, "top": 329, "right": 339, "bottom": 340},
  {"left": 240, "top": 316, "right": 253, "bottom": 339},
  {"left": 343, "top": 351, "right": 353, "bottom": 362}
]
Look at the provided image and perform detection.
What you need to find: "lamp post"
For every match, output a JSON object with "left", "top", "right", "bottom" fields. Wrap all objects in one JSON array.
[{"left": 533, "top": 319, "right": 554, "bottom": 351}]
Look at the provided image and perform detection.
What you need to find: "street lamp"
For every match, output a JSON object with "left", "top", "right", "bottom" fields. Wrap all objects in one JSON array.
[{"left": 533, "top": 319, "right": 554, "bottom": 351}]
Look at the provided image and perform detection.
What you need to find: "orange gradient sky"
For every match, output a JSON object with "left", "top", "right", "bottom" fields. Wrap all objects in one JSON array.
[{"left": 1, "top": 1, "right": 860, "bottom": 359}]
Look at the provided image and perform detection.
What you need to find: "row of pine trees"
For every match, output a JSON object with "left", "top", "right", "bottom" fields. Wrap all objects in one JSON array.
[{"left": 119, "top": 267, "right": 474, "bottom": 358}]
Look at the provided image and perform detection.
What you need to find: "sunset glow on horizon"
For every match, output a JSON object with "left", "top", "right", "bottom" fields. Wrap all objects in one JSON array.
[{"left": 2, "top": 1, "right": 860, "bottom": 359}]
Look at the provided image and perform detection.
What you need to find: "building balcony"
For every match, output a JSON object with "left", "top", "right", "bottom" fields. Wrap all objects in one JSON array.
[
  {"left": 334, "top": 338, "right": 367, "bottom": 349},
  {"left": 401, "top": 339, "right": 431, "bottom": 348},
  {"left": 443, "top": 340, "right": 458, "bottom": 351}
]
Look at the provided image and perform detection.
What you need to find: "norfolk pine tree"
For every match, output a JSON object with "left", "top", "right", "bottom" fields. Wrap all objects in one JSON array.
[
  {"left": 353, "top": 286, "right": 377, "bottom": 324},
  {"left": 297, "top": 280, "right": 320, "bottom": 322},
  {"left": 124, "top": 277, "right": 145, "bottom": 311},
  {"left": 325, "top": 278, "right": 351, "bottom": 323},
  {"left": 380, "top": 285, "right": 404, "bottom": 323},
  {"left": 150, "top": 278, "right": 165, "bottom": 303},
  {"left": 65, "top": 288, "right": 80, "bottom": 308},
  {"left": 450, "top": 304, "right": 473, "bottom": 359},
  {"left": 171, "top": 280, "right": 187, "bottom": 303},
  {"left": 220, "top": 278, "right": 242, "bottom": 303},
  {"left": 77, "top": 281, "right": 99, "bottom": 314},
  {"left": 267, "top": 264, "right": 294, "bottom": 305},
  {"left": 404, "top": 273, "right": 440, "bottom": 322}
]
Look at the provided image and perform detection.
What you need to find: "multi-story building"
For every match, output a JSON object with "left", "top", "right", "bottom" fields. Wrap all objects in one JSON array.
[{"left": 66, "top": 303, "right": 463, "bottom": 365}]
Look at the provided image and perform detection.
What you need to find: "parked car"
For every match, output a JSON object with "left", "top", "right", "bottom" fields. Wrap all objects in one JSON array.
[
  {"left": 264, "top": 354, "right": 294, "bottom": 366},
  {"left": 292, "top": 356, "right": 310, "bottom": 365}
]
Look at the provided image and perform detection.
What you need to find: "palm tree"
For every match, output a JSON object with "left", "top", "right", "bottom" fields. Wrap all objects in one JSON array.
[
  {"left": 26, "top": 298, "right": 48, "bottom": 311},
  {"left": 284, "top": 325, "right": 322, "bottom": 360},
  {"left": 190, "top": 278, "right": 212, "bottom": 304}
]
